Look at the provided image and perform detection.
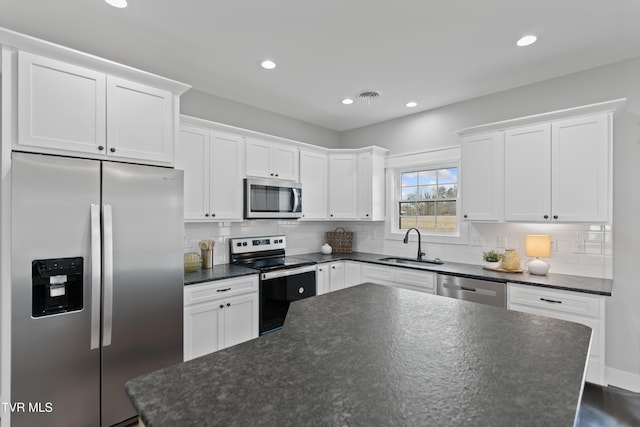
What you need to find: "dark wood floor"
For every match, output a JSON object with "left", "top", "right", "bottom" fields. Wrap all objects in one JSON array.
[{"left": 577, "top": 383, "right": 640, "bottom": 427}]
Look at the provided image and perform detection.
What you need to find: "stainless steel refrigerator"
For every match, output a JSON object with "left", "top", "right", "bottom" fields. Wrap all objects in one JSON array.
[{"left": 11, "top": 152, "right": 184, "bottom": 427}]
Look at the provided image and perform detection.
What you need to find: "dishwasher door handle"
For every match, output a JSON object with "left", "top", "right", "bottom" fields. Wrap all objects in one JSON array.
[{"left": 460, "top": 286, "right": 476, "bottom": 292}]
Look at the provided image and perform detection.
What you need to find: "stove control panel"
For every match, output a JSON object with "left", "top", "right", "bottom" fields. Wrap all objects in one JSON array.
[{"left": 229, "top": 235, "right": 286, "bottom": 254}]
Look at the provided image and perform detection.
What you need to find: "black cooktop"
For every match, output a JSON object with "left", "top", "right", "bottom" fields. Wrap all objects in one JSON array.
[{"left": 234, "top": 256, "right": 315, "bottom": 272}]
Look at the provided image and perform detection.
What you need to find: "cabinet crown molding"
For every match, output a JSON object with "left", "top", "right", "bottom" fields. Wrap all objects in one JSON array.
[
  {"left": 456, "top": 98, "right": 626, "bottom": 137},
  {"left": 1, "top": 26, "right": 191, "bottom": 95}
]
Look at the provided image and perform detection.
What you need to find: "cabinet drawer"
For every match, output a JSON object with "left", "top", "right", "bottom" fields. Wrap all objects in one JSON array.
[
  {"left": 508, "top": 283, "right": 602, "bottom": 318},
  {"left": 184, "top": 275, "right": 259, "bottom": 306}
]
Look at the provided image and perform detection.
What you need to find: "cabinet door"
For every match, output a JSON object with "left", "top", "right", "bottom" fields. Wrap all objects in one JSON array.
[
  {"left": 344, "top": 262, "right": 362, "bottom": 288},
  {"left": 245, "top": 138, "right": 273, "bottom": 178},
  {"left": 329, "top": 262, "right": 345, "bottom": 292},
  {"left": 106, "top": 76, "right": 174, "bottom": 165},
  {"left": 551, "top": 115, "right": 610, "bottom": 222},
  {"left": 177, "top": 125, "right": 210, "bottom": 220},
  {"left": 328, "top": 154, "right": 358, "bottom": 219},
  {"left": 223, "top": 293, "right": 259, "bottom": 348},
  {"left": 316, "top": 265, "right": 329, "bottom": 295},
  {"left": 17, "top": 51, "right": 106, "bottom": 155},
  {"left": 210, "top": 131, "right": 244, "bottom": 220},
  {"left": 299, "top": 150, "right": 328, "bottom": 219},
  {"left": 183, "top": 301, "right": 223, "bottom": 361},
  {"left": 504, "top": 124, "right": 551, "bottom": 222},
  {"left": 357, "top": 152, "right": 373, "bottom": 219},
  {"left": 361, "top": 264, "right": 396, "bottom": 286},
  {"left": 272, "top": 144, "right": 299, "bottom": 181},
  {"left": 461, "top": 132, "right": 503, "bottom": 221}
]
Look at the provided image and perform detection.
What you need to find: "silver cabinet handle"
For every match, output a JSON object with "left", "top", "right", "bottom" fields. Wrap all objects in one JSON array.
[
  {"left": 103, "top": 204, "right": 114, "bottom": 347},
  {"left": 540, "top": 297, "right": 562, "bottom": 304},
  {"left": 90, "top": 204, "right": 101, "bottom": 350}
]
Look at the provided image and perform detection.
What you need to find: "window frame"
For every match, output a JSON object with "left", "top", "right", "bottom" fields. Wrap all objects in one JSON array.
[{"left": 385, "top": 149, "right": 468, "bottom": 245}]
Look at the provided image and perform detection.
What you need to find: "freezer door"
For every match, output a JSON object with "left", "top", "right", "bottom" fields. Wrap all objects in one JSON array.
[
  {"left": 101, "top": 162, "right": 184, "bottom": 426},
  {"left": 11, "top": 153, "right": 101, "bottom": 427}
]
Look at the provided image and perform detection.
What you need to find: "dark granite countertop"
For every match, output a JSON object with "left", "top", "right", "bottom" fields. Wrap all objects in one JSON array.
[
  {"left": 183, "top": 263, "right": 257, "bottom": 286},
  {"left": 126, "top": 283, "right": 591, "bottom": 427},
  {"left": 184, "top": 251, "right": 612, "bottom": 295},
  {"left": 294, "top": 252, "right": 613, "bottom": 296}
]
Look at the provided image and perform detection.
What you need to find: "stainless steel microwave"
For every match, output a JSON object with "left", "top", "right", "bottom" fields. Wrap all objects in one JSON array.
[{"left": 244, "top": 178, "right": 302, "bottom": 219}]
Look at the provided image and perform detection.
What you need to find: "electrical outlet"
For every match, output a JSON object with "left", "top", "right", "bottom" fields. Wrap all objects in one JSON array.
[
  {"left": 496, "top": 236, "right": 505, "bottom": 248},
  {"left": 184, "top": 238, "right": 194, "bottom": 248},
  {"left": 550, "top": 239, "right": 557, "bottom": 252},
  {"left": 470, "top": 234, "right": 483, "bottom": 246}
]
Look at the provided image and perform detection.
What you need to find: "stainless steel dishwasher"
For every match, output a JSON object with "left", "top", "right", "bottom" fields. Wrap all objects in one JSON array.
[{"left": 436, "top": 274, "right": 506, "bottom": 308}]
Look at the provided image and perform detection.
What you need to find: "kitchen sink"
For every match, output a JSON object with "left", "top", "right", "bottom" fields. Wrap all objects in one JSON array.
[{"left": 378, "top": 256, "right": 444, "bottom": 266}]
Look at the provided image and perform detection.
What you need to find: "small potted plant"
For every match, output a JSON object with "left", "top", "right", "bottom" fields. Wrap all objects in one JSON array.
[{"left": 482, "top": 250, "right": 503, "bottom": 269}]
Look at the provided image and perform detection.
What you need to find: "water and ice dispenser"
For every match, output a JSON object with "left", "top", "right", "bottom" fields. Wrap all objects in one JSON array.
[{"left": 32, "top": 257, "right": 84, "bottom": 317}]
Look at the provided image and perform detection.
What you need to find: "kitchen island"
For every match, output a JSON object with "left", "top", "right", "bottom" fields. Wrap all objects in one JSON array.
[{"left": 126, "top": 283, "right": 591, "bottom": 426}]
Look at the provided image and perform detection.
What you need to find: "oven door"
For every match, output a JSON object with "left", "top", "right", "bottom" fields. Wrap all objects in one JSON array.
[
  {"left": 244, "top": 178, "right": 302, "bottom": 219},
  {"left": 260, "top": 265, "right": 316, "bottom": 334}
]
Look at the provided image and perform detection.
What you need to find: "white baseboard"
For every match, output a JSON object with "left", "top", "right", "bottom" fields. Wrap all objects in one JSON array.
[{"left": 606, "top": 367, "right": 640, "bottom": 392}]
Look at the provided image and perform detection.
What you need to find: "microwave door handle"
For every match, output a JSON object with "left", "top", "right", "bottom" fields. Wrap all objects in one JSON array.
[{"left": 292, "top": 187, "right": 299, "bottom": 212}]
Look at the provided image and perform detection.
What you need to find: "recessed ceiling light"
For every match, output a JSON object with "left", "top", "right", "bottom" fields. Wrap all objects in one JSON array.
[
  {"left": 105, "top": 0, "right": 128, "bottom": 8},
  {"left": 260, "top": 60, "right": 276, "bottom": 70},
  {"left": 517, "top": 35, "right": 537, "bottom": 47},
  {"left": 342, "top": 98, "right": 354, "bottom": 105},
  {"left": 406, "top": 101, "right": 418, "bottom": 108}
]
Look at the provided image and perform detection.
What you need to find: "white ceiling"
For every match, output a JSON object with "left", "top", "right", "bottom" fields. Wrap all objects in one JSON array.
[{"left": 1, "top": 0, "right": 639, "bottom": 131}]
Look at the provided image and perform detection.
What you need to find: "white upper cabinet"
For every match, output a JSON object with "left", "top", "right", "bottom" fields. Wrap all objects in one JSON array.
[
  {"left": 328, "top": 153, "right": 358, "bottom": 219},
  {"left": 299, "top": 150, "right": 328, "bottom": 220},
  {"left": 177, "top": 125, "right": 210, "bottom": 220},
  {"left": 16, "top": 51, "right": 184, "bottom": 166},
  {"left": 504, "top": 124, "right": 552, "bottom": 221},
  {"left": 357, "top": 150, "right": 386, "bottom": 220},
  {"left": 18, "top": 51, "right": 106, "bottom": 155},
  {"left": 551, "top": 115, "right": 610, "bottom": 222},
  {"left": 105, "top": 76, "right": 173, "bottom": 164},
  {"left": 327, "top": 148, "right": 387, "bottom": 220},
  {"left": 245, "top": 137, "right": 299, "bottom": 181},
  {"left": 177, "top": 121, "right": 244, "bottom": 221},
  {"left": 461, "top": 131, "right": 504, "bottom": 221},
  {"left": 210, "top": 131, "right": 244, "bottom": 220},
  {"left": 504, "top": 114, "right": 610, "bottom": 223}
]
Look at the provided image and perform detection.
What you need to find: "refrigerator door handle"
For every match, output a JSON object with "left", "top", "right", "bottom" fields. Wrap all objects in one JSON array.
[
  {"left": 90, "top": 204, "right": 102, "bottom": 350},
  {"left": 103, "top": 204, "right": 114, "bottom": 347}
]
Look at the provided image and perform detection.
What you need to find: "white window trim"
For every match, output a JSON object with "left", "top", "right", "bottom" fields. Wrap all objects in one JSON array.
[{"left": 385, "top": 146, "right": 469, "bottom": 245}]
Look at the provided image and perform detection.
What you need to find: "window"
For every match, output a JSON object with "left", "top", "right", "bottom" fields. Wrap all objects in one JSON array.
[{"left": 398, "top": 167, "right": 458, "bottom": 232}]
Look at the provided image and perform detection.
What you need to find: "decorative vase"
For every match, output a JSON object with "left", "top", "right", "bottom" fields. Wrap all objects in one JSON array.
[
  {"left": 501, "top": 249, "right": 520, "bottom": 271},
  {"left": 321, "top": 243, "right": 333, "bottom": 255},
  {"left": 184, "top": 252, "right": 201, "bottom": 273}
]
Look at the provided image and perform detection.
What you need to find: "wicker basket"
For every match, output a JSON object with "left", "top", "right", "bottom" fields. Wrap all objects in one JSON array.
[{"left": 326, "top": 227, "right": 353, "bottom": 253}]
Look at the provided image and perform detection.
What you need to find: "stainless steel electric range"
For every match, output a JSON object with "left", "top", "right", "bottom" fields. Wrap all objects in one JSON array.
[{"left": 229, "top": 235, "right": 316, "bottom": 335}]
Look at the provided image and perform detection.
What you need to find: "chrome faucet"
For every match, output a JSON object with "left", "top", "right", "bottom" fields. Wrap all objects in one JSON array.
[{"left": 403, "top": 227, "right": 425, "bottom": 261}]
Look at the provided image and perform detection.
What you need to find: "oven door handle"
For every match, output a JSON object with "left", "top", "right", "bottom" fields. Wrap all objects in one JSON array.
[{"left": 261, "top": 265, "right": 316, "bottom": 280}]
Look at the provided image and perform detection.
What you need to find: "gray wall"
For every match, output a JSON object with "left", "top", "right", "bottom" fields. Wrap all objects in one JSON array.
[
  {"left": 341, "top": 57, "right": 640, "bottom": 382},
  {"left": 181, "top": 89, "right": 341, "bottom": 148}
]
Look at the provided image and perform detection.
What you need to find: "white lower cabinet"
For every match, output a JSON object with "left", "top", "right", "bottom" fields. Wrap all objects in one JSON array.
[
  {"left": 507, "top": 283, "right": 606, "bottom": 385},
  {"left": 361, "top": 264, "right": 436, "bottom": 294},
  {"left": 316, "top": 261, "right": 362, "bottom": 295},
  {"left": 183, "top": 275, "right": 259, "bottom": 361}
]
